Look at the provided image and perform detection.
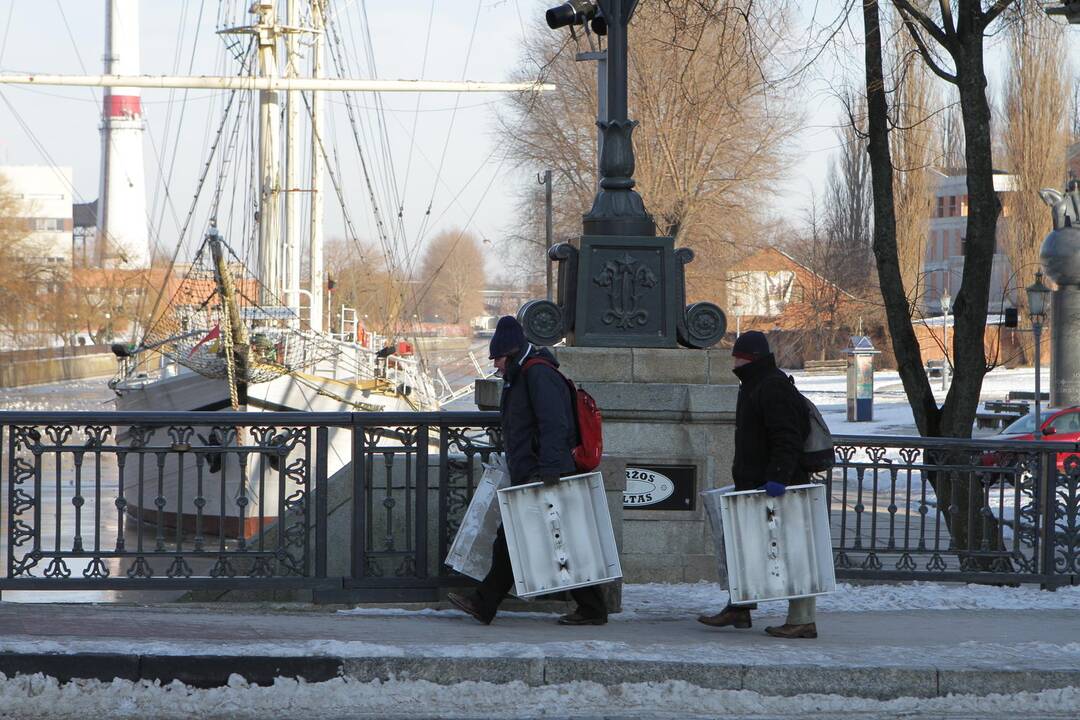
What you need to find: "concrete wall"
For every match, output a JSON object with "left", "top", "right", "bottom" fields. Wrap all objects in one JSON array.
[{"left": 0, "top": 353, "right": 115, "bottom": 388}]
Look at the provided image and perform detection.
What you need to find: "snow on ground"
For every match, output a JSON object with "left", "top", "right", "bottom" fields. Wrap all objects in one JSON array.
[
  {"left": 0, "top": 674, "right": 1076, "bottom": 720},
  {"left": 790, "top": 365, "right": 1052, "bottom": 439},
  {"left": 620, "top": 581, "right": 1080, "bottom": 618},
  {"left": 335, "top": 581, "right": 1080, "bottom": 623}
]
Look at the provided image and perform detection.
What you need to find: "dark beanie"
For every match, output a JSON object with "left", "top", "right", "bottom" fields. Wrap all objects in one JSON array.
[
  {"left": 489, "top": 315, "right": 526, "bottom": 359},
  {"left": 732, "top": 330, "right": 770, "bottom": 361}
]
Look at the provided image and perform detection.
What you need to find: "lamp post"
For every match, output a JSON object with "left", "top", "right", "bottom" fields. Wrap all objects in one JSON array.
[
  {"left": 1027, "top": 271, "right": 1051, "bottom": 439},
  {"left": 940, "top": 291, "right": 951, "bottom": 390}
]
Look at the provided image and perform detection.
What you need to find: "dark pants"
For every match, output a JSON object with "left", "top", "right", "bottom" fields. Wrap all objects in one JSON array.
[{"left": 473, "top": 525, "right": 608, "bottom": 621}]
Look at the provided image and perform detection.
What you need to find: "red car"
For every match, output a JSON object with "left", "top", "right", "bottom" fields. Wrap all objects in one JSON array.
[{"left": 983, "top": 406, "right": 1080, "bottom": 475}]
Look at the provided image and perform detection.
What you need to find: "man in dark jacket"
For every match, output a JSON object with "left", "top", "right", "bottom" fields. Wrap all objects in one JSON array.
[
  {"left": 448, "top": 316, "right": 608, "bottom": 626},
  {"left": 698, "top": 331, "right": 818, "bottom": 639}
]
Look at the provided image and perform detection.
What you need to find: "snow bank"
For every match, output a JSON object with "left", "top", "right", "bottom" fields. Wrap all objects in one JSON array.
[{"left": 1, "top": 674, "right": 1077, "bottom": 719}]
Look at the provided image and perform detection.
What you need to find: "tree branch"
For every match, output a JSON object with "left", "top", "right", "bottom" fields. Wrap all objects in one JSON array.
[
  {"left": 890, "top": 0, "right": 951, "bottom": 48},
  {"left": 901, "top": 19, "right": 957, "bottom": 84},
  {"left": 983, "top": 0, "right": 1016, "bottom": 27},
  {"left": 937, "top": 0, "right": 955, "bottom": 37}
]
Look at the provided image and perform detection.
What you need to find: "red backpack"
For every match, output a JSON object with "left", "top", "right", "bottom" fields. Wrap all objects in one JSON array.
[{"left": 522, "top": 357, "right": 603, "bottom": 473}]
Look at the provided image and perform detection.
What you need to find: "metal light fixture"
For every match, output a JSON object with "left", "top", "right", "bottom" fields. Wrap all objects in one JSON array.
[
  {"left": 1027, "top": 270, "right": 1052, "bottom": 439},
  {"left": 1026, "top": 271, "right": 1051, "bottom": 323},
  {"left": 545, "top": 1, "right": 598, "bottom": 30}
]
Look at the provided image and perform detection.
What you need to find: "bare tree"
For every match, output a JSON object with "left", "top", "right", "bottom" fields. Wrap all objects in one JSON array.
[
  {"left": 1000, "top": 3, "right": 1071, "bottom": 362},
  {"left": 785, "top": 203, "right": 864, "bottom": 362},
  {"left": 416, "top": 229, "right": 487, "bottom": 325},
  {"left": 888, "top": 18, "right": 939, "bottom": 312},
  {"left": 860, "top": 0, "right": 1032, "bottom": 558},
  {"left": 498, "top": 0, "right": 800, "bottom": 300},
  {"left": 938, "top": 96, "right": 967, "bottom": 169},
  {"left": 324, "top": 237, "right": 408, "bottom": 335},
  {"left": 0, "top": 175, "right": 54, "bottom": 348},
  {"left": 864, "top": 0, "right": 1023, "bottom": 440},
  {"left": 824, "top": 95, "right": 873, "bottom": 292}
]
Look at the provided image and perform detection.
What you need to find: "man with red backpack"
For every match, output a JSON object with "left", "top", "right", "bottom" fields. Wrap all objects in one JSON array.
[{"left": 448, "top": 316, "right": 608, "bottom": 626}]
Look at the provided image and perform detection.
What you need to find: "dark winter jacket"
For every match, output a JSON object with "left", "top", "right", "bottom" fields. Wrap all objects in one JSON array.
[
  {"left": 499, "top": 346, "right": 578, "bottom": 485},
  {"left": 731, "top": 353, "right": 810, "bottom": 491}
]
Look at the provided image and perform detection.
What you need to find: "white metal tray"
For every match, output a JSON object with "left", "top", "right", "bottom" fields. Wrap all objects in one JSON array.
[
  {"left": 497, "top": 471, "right": 621, "bottom": 598},
  {"left": 444, "top": 456, "right": 510, "bottom": 581},
  {"left": 704, "top": 483, "right": 835, "bottom": 604}
]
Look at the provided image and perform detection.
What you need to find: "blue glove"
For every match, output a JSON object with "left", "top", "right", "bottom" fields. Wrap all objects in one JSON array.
[{"left": 763, "top": 481, "right": 787, "bottom": 497}]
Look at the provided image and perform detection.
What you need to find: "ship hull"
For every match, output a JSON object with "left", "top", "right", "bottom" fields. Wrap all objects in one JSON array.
[{"left": 114, "top": 368, "right": 413, "bottom": 538}]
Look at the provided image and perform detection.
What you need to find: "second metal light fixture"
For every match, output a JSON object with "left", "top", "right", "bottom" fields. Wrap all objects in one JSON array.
[{"left": 546, "top": 1, "right": 606, "bottom": 35}]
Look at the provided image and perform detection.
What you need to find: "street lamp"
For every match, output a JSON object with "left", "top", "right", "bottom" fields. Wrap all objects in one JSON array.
[
  {"left": 940, "top": 291, "right": 951, "bottom": 390},
  {"left": 1027, "top": 271, "right": 1052, "bottom": 439}
]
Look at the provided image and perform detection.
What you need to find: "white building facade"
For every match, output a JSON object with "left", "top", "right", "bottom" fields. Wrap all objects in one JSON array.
[
  {"left": 1, "top": 164, "right": 75, "bottom": 265},
  {"left": 923, "top": 170, "right": 1016, "bottom": 316}
]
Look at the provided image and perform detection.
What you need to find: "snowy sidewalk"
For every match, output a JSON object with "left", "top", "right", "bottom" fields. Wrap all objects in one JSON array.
[{"left": 2, "top": 582, "right": 1079, "bottom": 701}]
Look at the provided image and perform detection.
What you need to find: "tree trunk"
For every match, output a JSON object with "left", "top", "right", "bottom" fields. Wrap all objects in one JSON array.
[
  {"left": 939, "top": 41, "right": 997, "bottom": 440},
  {"left": 864, "top": 1, "right": 1008, "bottom": 563},
  {"left": 863, "top": 0, "right": 939, "bottom": 437}
]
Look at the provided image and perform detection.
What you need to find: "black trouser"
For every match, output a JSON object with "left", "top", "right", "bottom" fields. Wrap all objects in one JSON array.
[{"left": 473, "top": 524, "right": 608, "bottom": 621}]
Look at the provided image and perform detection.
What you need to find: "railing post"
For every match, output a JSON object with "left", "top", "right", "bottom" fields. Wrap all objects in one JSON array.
[
  {"left": 315, "top": 426, "right": 328, "bottom": 579},
  {"left": 1039, "top": 448, "right": 1057, "bottom": 589},
  {"left": 415, "top": 424, "right": 429, "bottom": 578},
  {"left": 350, "top": 419, "right": 367, "bottom": 581},
  {"left": 437, "top": 425, "right": 450, "bottom": 567}
]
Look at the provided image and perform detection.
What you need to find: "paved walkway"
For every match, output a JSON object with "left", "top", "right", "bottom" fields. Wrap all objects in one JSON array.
[{"left": 0, "top": 602, "right": 1077, "bottom": 699}]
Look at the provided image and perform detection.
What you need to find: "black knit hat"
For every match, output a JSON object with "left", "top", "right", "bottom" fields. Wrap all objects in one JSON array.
[
  {"left": 489, "top": 315, "right": 526, "bottom": 359},
  {"left": 732, "top": 330, "right": 770, "bottom": 361}
]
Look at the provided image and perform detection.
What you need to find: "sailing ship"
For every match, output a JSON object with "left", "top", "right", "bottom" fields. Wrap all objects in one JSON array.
[{"left": 0, "top": 0, "right": 537, "bottom": 536}]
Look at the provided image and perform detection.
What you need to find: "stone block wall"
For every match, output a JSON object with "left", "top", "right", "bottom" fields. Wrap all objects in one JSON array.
[{"left": 554, "top": 346, "right": 737, "bottom": 584}]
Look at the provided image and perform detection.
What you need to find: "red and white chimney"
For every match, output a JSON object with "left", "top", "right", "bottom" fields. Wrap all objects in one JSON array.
[{"left": 97, "top": 0, "right": 150, "bottom": 268}]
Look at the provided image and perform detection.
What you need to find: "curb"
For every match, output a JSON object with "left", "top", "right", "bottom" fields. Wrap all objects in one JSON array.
[{"left": 0, "top": 652, "right": 1078, "bottom": 698}]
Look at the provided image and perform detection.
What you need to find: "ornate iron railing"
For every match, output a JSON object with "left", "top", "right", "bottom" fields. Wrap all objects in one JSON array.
[
  {"left": 1, "top": 412, "right": 1077, "bottom": 597},
  {"left": 0, "top": 411, "right": 499, "bottom": 600},
  {"left": 827, "top": 435, "right": 1080, "bottom": 587}
]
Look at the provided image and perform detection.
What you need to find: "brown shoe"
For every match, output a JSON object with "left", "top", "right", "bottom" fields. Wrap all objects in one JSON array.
[
  {"left": 697, "top": 607, "right": 752, "bottom": 629},
  {"left": 764, "top": 622, "right": 817, "bottom": 639},
  {"left": 447, "top": 592, "right": 492, "bottom": 625}
]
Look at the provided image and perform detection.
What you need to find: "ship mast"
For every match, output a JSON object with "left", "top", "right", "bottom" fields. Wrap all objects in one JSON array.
[
  {"left": 254, "top": 1, "right": 281, "bottom": 305},
  {"left": 309, "top": 0, "right": 326, "bottom": 333},
  {"left": 284, "top": 0, "right": 302, "bottom": 326}
]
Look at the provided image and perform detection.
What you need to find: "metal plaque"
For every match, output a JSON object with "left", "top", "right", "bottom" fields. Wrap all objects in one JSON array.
[
  {"left": 707, "top": 484, "right": 835, "bottom": 604},
  {"left": 497, "top": 471, "right": 622, "bottom": 598},
  {"left": 624, "top": 464, "right": 696, "bottom": 510},
  {"left": 575, "top": 235, "right": 677, "bottom": 347}
]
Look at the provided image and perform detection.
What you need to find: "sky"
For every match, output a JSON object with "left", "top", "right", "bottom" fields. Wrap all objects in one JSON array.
[
  {"left": 0, "top": 1, "right": 1077, "bottom": 283},
  {"left": 0, "top": 0, "right": 546, "bottom": 277}
]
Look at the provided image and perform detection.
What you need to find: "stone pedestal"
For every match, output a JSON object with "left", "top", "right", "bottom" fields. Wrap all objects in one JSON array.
[
  {"left": 553, "top": 346, "right": 738, "bottom": 583},
  {"left": 1050, "top": 286, "right": 1080, "bottom": 407}
]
